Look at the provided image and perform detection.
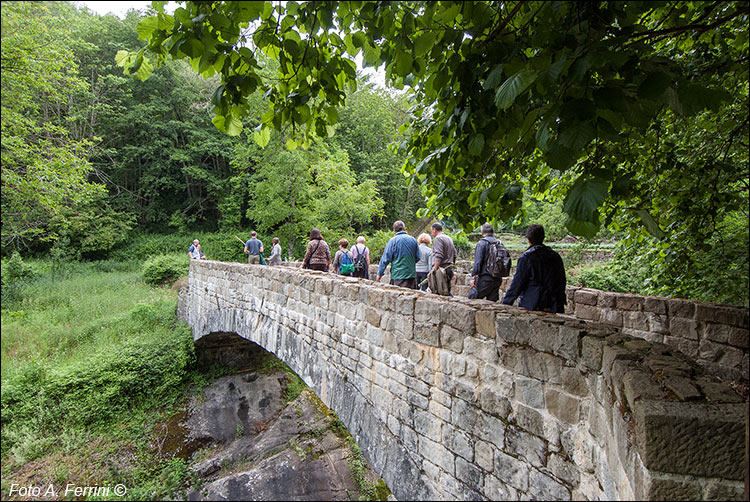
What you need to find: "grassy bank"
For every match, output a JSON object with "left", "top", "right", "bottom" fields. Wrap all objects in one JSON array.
[{"left": 1, "top": 259, "right": 195, "bottom": 500}]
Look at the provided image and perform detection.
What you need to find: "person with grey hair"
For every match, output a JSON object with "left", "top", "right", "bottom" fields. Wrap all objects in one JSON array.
[
  {"left": 187, "top": 239, "right": 205, "bottom": 260},
  {"left": 469, "top": 223, "right": 510, "bottom": 301},
  {"left": 351, "top": 235, "right": 370, "bottom": 279},
  {"left": 502, "top": 224, "right": 567, "bottom": 313},
  {"left": 377, "top": 220, "right": 421, "bottom": 289},
  {"left": 415, "top": 232, "right": 432, "bottom": 291}
]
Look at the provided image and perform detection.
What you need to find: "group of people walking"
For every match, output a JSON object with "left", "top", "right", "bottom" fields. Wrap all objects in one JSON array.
[{"left": 190, "top": 220, "right": 567, "bottom": 314}]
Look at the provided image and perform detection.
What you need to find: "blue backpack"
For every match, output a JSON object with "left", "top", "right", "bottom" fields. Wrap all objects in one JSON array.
[{"left": 340, "top": 251, "right": 354, "bottom": 275}]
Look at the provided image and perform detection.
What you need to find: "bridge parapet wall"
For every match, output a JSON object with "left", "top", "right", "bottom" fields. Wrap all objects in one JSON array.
[
  {"left": 281, "top": 260, "right": 748, "bottom": 382},
  {"left": 179, "top": 260, "right": 745, "bottom": 501}
]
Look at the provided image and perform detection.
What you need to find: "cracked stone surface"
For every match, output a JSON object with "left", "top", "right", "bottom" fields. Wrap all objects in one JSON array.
[{"left": 169, "top": 372, "right": 384, "bottom": 501}]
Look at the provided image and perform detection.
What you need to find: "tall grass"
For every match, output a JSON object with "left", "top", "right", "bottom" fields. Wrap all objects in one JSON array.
[
  {"left": 1, "top": 260, "right": 177, "bottom": 381},
  {"left": 1, "top": 258, "right": 196, "bottom": 498}
]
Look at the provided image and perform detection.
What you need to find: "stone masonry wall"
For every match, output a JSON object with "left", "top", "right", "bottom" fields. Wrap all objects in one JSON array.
[
  {"left": 284, "top": 260, "right": 748, "bottom": 383},
  {"left": 179, "top": 260, "right": 746, "bottom": 501}
]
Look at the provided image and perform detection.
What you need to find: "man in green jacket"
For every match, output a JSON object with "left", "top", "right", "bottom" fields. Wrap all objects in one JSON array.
[{"left": 376, "top": 220, "right": 421, "bottom": 289}]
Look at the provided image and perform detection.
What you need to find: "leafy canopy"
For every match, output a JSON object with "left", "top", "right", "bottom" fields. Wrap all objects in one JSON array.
[{"left": 120, "top": 1, "right": 748, "bottom": 237}]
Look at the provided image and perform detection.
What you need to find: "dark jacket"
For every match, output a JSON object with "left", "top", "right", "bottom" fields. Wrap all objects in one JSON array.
[
  {"left": 471, "top": 235, "right": 501, "bottom": 278},
  {"left": 502, "top": 244, "right": 566, "bottom": 313}
]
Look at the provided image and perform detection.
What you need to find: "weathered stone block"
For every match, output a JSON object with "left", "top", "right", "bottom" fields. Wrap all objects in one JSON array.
[
  {"left": 407, "top": 390, "right": 429, "bottom": 410},
  {"left": 414, "top": 409, "right": 443, "bottom": 442},
  {"left": 669, "top": 316, "right": 699, "bottom": 341},
  {"left": 395, "top": 294, "right": 417, "bottom": 315},
  {"left": 694, "top": 376, "right": 743, "bottom": 403},
  {"left": 475, "top": 440, "right": 494, "bottom": 472},
  {"left": 544, "top": 387, "right": 581, "bottom": 424},
  {"left": 548, "top": 452, "right": 580, "bottom": 486},
  {"left": 440, "top": 324, "right": 464, "bottom": 353},
  {"left": 444, "top": 424, "right": 475, "bottom": 461},
  {"left": 727, "top": 327, "right": 749, "bottom": 348},
  {"left": 483, "top": 474, "right": 520, "bottom": 501},
  {"left": 528, "top": 468, "right": 571, "bottom": 501},
  {"left": 616, "top": 294, "right": 644, "bottom": 311},
  {"left": 646, "top": 475, "right": 703, "bottom": 500},
  {"left": 493, "top": 450, "right": 530, "bottom": 492},
  {"left": 418, "top": 435, "right": 455, "bottom": 474},
  {"left": 441, "top": 302, "right": 476, "bottom": 332},
  {"left": 513, "top": 403, "right": 545, "bottom": 437},
  {"left": 703, "top": 322, "right": 732, "bottom": 343},
  {"left": 622, "top": 370, "right": 666, "bottom": 411},
  {"left": 478, "top": 387, "right": 512, "bottom": 419},
  {"left": 623, "top": 311, "right": 650, "bottom": 331},
  {"left": 648, "top": 313, "right": 670, "bottom": 335},
  {"left": 561, "top": 367, "right": 588, "bottom": 397},
  {"left": 574, "top": 289, "right": 599, "bottom": 306},
  {"left": 580, "top": 335, "right": 605, "bottom": 371},
  {"left": 664, "top": 375, "right": 701, "bottom": 401},
  {"left": 668, "top": 298, "right": 696, "bottom": 318},
  {"left": 643, "top": 296, "right": 668, "bottom": 315},
  {"left": 414, "top": 322, "right": 440, "bottom": 347},
  {"left": 696, "top": 304, "right": 749, "bottom": 328},
  {"left": 464, "top": 336, "right": 498, "bottom": 363},
  {"left": 514, "top": 376, "right": 544, "bottom": 409},
  {"left": 575, "top": 303, "right": 601, "bottom": 321},
  {"left": 475, "top": 309, "right": 497, "bottom": 338},
  {"left": 455, "top": 457, "right": 484, "bottom": 493},
  {"left": 475, "top": 413, "right": 506, "bottom": 450},
  {"left": 499, "top": 346, "right": 564, "bottom": 384},
  {"left": 664, "top": 335, "right": 700, "bottom": 359},
  {"left": 429, "top": 398, "right": 452, "bottom": 422},
  {"left": 556, "top": 325, "right": 583, "bottom": 361},
  {"left": 366, "top": 307, "right": 381, "bottom": 327},
  {"left": 596, "top": 291, "right": 617, "bottom": 308},
  {"left": 633, "top": 401, "right": 745, "bottom": 479},
  {"left": 414, "top": 297, "right": 442, "bottom": 323},
  {"left": 599, "top": 308, "right": 623, "bottom": 327}
]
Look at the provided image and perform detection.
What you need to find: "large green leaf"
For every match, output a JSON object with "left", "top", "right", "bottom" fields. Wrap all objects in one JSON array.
[
  {"left": 136, "top": 16, "right": 159, "bottom": 41},
  {"left": 563, "top": 176, "right": 609, "bottom": 222},
  {"left": 558, "top": 121, "right": 596, "bottom": 153},
  {"left": 635, "top": 209, "right": 666, "bottom": 238},
  {"left": 494, "top": 70, "right": 537, "bottom": 110},
  {"left": 468, "top": 134, "right": 484, "bottom": 156},
  {"left": 483, "top": 64, "right": 504, "bottom": 90}
]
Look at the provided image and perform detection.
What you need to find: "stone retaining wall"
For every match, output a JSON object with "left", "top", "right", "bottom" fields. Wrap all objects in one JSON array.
[{"left": 179, "top": 261, "right": 745, "bottom": 501}]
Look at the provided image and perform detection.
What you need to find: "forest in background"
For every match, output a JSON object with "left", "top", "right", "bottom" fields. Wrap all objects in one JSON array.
[{"left": 1, "top": 1, "right": 748, "bottom": 306}]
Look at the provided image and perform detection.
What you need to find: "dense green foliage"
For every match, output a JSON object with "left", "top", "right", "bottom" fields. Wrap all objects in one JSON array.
[
  {"left": 142, "top": 253, "right": 190, "bottom": 285},
  {"left": 1, "top": 1, "right": 420, "bottom": 260},
  {"left": 1, "top": 1, "right": 747, "bottom": 305}
]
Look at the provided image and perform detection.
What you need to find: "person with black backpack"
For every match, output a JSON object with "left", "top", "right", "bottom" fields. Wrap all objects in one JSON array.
[
  {"left": 469, "top": 223, "right": 511, "bottom": 301},
  {"left": 350, "top": 235, "right": 370, "bottom": 279},
  {"left": 502, "top": 224, "right": 567, "bottom": 313}
]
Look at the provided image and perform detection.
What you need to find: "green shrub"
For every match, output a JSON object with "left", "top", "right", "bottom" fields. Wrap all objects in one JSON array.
[
  {"left": 142, "top": 254, "right": 190, "bottom": 286},
  {"left": 573, "top": 263, "right": 634, "bottom": 293},
  {"left": 1, "top": 252, "right": 37, "bottom": 306},
  {"left": 1, "top": 300, "right": 195, "bottom": 458},
  {"left": 112, "top": 232, "right": 249, "bottom": 263},
  {"left": 363, "top": 230, "right": 393, "bottom": 262}
]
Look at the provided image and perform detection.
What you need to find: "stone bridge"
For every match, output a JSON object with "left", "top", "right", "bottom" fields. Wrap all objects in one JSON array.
[{"left": 178, "top": 260, "right": 747, "bottom": 501}]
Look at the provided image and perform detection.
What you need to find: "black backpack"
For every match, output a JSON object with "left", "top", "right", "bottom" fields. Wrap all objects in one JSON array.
[
  {"left": 484, "top": 239, "right": 511, "bottom": 278},
  {"left": 352, "top": 244, "right": 367, "bottom": 273}
]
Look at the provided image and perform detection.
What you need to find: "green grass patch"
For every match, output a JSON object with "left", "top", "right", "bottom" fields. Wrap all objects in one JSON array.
[{"left": 1, "top": 258, "right": 197, "bottom": 499}]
